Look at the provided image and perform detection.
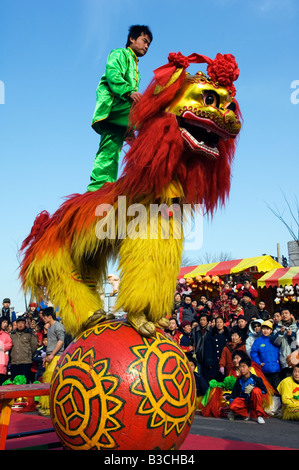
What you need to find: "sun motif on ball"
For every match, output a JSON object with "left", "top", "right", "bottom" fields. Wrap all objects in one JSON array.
[
  {"left": 129, "top": 333, "right": 195, "bottom": 437},
  {"left": 50, "top": 347, "right": 125, "bottom": 450},
  {"left": 50, "top": 321, "right": 196, "bottom": 450}
]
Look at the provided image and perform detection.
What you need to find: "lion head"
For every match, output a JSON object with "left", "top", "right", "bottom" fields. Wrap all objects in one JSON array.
[{"left": 111, "top": 51, "right": 242, "bottom": 215}]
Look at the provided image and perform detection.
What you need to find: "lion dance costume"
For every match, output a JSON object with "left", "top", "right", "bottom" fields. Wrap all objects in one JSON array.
[{"left": 19, "top": 51, "right": 242, "bottom": 449}]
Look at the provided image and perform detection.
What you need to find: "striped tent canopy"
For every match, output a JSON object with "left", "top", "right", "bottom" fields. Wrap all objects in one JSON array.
[
  {"left": 257, "top": 266, "right": 299, "bottom": 288},
  {"left": 182, "top": 255, "right": 283, "bottom": 278}
]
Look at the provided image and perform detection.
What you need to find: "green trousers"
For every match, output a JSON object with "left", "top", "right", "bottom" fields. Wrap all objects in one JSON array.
[
  {"left": 87, "top": 124, "right": 126, "bottom": 192},
  {"left": 87, "top": 101, "right": 131, "bottom": 192}
]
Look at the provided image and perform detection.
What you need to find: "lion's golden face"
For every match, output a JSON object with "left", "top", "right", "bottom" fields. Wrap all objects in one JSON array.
[{"left": 166, "top": 71, "right": 241, "bottom": 159}]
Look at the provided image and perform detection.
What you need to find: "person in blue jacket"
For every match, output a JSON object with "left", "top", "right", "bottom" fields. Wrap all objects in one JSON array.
[{"left": 250, "top": 320, "right": 281, "bottom": 390}]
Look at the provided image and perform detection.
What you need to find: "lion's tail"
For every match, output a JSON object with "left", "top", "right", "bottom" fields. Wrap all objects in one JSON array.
[{"left": 20, "top": 210, "right": 51, "bottom": 253}]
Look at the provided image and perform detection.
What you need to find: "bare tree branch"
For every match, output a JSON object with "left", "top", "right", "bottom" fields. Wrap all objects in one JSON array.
[{"left": 266, "top": 192, "right": 299, "bottom": 246}]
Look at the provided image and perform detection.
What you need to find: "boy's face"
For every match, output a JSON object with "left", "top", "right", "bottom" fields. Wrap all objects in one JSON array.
[
  {"left": 258, "top": 301, "right": 265, "bottom": 310},
  {"left": 129, "top": 33, "right": 151, "bottom": 57},
  {"left": 262, "top": 326, "right": 272, "bottom": 336},
  {"left": 239, "top": 362, "right": 250, "bottom": 376},
  {"left": 184, "top": 297, "right": 192, "bottom": 304}
]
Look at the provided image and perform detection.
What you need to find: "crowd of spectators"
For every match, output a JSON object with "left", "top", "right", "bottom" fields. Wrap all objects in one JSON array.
[
  {"left": 166, "top": 279, "right": 299, "bottom": 422},
  {"left": 1, "top": 283, "right": 299, "bottom": 422},
  {"left": 0, "top": 298, "right": 67, "bottom": 392}
]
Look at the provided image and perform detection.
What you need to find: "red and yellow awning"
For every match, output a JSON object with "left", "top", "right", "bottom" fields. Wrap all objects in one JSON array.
[
  {"left": 181, "top": 255, "right": 283, "bottom": 278},
  {"left": 257, "top": 266, "right": 299, "bottom": 288}
]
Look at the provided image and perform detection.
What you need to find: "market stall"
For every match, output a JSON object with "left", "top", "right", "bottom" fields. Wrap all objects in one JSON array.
[
  {"left": 176, "top": 255, "right": 283, "bottom": 312},
  {"left": 257, "top": 267, "right": 299, "bottom": 315}
]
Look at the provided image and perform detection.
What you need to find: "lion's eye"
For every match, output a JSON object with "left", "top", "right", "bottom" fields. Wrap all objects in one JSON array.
[{"left": 203, "top": 92, "right": 219, "bottom": 107}]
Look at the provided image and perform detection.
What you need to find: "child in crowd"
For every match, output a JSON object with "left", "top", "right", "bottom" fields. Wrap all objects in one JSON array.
[
  {"left": 250, "top": 320, "right": 281, "bottom": 390},
  {"left": 277, "top": 364, "right": 299, "bottom": 420},
  {"left": 228, "top": 356, "right": 267, "bottom": 424}
]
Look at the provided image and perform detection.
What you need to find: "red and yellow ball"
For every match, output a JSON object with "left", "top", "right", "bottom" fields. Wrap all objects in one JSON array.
[{"left": 49, "top": 320, "right": 196, "bottom": 450}]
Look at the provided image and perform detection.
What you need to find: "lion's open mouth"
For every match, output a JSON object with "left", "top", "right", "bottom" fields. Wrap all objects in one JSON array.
[{"left": 177, "top": 115, "right": 221, "bottom": 159}]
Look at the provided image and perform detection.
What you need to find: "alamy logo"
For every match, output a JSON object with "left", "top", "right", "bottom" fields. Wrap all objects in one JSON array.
[
  {"left": 95, "top": 196, "right": 203, "bottom": 251},
  {"left": 290, "top": 80, "right": 299, "bottom": 104},
  {"left": 0, "top": 81, "right": 4, "bottom": 104}
]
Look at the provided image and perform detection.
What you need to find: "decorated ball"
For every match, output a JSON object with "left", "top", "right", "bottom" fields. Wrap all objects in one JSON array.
[{"left": 49, "top": 320, "right": 196, "bottom": 450}]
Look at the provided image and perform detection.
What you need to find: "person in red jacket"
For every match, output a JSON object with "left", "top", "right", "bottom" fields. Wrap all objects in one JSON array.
[{"left": 237, "top": 279, "right": 258, "bottom": 305}]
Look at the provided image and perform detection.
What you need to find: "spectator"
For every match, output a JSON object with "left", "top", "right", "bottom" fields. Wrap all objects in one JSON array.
[
  {"left": 38, "top": 307, "right": 65, "bottom": 416},
  {"left": 250, "top": 321, "right": 281, "bottom": 390},
  {"left": 173, "top": 293, "right": 182, "bottom": 311},
  {"left": 257, "top": 300, "right": 270, "bottom": 321},
  {"left": 176, "top": 321, "right": 195, "bottom": 361},
  {"left": 219, "top": 330, "right": 246, "bottom": 377},
  {"left": 10, "top": 316, "right": 38, "bottom": 383},
  {"left": 231, "top": 315, "right": 249, "bottom": 342},
  {"left": 228, "top": 356, "right": 267, "bottom": 424},
  {"left": 277, "top": 364, "right": 299, "bottom": 421},
  {"left": 0, "top": 322, "right": 13, "bottom": 385},
  {"left": 212, "top": 292, "right": 230, "bottom": 323},
  {"left": 164, "top": 318, "right": 179, "bottom": 341},
  {"left": 192, "top": 313, "right": 210, "bottom": 372},
  {"left": 271, "top": 308, "right": 298, "bottom": 379},
  {"left": 0, "top": 318, "right": 9, "bottom": 332},
  {"left": 205, "top": 299, "right": 214, "bottom": 313},
  {"left": 240, "top": 292, "right": 259, "bottom": 322},
  {"left": 246, "top": 319, "right": 263, "bottom": 358},
  {"left": 272, "top": 310, "right": 282, "bottom": 328},
  {"left": 237, "top": 279, "right": 258, "bottom": 304},
  {"left": 199, "top": 294, "right": 209, "bottom": 306},
  {"left": 26, "top": 302, "right": 39, "bottom": 321},
  {"left": 1, "top": 298, "right": 11, "bottom": 322},
  {"left": 203, "top": 316, "right": 229, "bottom": 382},
  {"left": 228, "top": 314, "right": 238, "bottom": 331},
  {"left": 229, "top": 296, "right": 244, "bottom": 318},
  {"left": 177, "top": 295, "right": 195, "bottom": 324},
  {"left": 32, "top": 335, "right": 48, "bottom": 382}
]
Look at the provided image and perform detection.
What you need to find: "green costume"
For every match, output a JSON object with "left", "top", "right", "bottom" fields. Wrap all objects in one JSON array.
[{"left": 87, "top": 47, "right": 140, "bottom": 192}]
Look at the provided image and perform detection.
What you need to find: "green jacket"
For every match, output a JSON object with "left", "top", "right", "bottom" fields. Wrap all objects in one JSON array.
[{"left": 92, "top": 47, "right": 140, "bottom": 134}]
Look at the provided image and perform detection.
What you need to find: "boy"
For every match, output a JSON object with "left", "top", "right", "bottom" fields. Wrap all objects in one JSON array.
[
  {"left": 87, "top": 25, "right": 153, "bottom": 191},
  {"left": 228, "top": 356, "right": 267, "bottom": 424}
]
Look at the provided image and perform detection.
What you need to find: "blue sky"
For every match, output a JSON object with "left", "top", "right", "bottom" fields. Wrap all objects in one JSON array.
[{"left": 1, "top": 0, "right": 299, "bottom": 312}]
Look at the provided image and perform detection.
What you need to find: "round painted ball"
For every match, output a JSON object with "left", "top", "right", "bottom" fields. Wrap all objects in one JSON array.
[{"left": 49, "top": 320, "right": 196, "bottom": 450}]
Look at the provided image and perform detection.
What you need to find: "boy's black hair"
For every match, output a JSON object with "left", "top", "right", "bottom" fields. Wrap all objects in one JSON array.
[
  {"left": 42, "top": 306, "right": 56, "bottom": 320},
  {"left": 239, "top": 356, "right": 252, "bottom": 368},
  {"left": 126, "top": 25, "right": 153, "bottom": 47}
]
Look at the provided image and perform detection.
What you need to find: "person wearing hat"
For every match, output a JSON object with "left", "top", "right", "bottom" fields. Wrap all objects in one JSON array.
[
  {"left": 246, "top": 318, "right": 263, "bottom": 358},
  {"left": 1, "top": 298, "right": 11, "bottom": 322},
  {"left": 10, "top": 315, "right": 38, "bottom": 383},
  {"left": 240, "top": 292, "right": 259, "bottom": 323},
  {"left": 250, "top": 320, "right": 281, "bottom": 390}
]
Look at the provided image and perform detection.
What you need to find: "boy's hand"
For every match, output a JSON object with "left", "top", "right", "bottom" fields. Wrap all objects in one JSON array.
[
  {"left": 130, "top": 92, "right": 142, "bottom": 104},
  {"left": 244, "top": 384, "right": 254, "bottom": 394}
]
